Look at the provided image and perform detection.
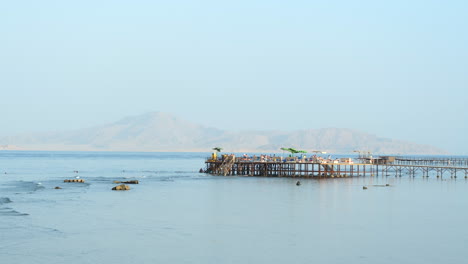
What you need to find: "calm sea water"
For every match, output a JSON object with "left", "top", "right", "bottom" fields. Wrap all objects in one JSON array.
[{"left": 1, "top": 151, "right": 467, "bottom": 264}]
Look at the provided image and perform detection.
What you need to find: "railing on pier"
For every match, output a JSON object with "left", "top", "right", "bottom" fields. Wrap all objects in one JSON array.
[{"left": 393, "top": 156, "right": 468, "bottom": 167}]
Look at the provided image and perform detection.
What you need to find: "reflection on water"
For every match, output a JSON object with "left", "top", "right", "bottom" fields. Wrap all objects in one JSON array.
[{"left": 0, "top": 151, "right": 467, "bottom": 264}]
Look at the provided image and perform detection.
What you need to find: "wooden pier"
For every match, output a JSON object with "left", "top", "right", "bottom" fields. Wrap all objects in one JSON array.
[
  {"left": 205, "top": 155, "right": 468, "bottom": 179},
  {"left": 393, "top": 156, "right": 468, "bottom": 166}
]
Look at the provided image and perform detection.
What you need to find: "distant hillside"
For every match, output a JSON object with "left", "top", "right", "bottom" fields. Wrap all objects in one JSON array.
[
  {"left": 0, "top": 145, "right": 22, "bottom": 150},
  {"left": 0, "top": 112, "right": 448, "bottom": 155}
]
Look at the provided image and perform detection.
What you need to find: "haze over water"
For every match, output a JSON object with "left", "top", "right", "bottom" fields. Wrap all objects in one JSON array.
[{"left": 1, "top": 151, "right": 467, "bottom": 264}]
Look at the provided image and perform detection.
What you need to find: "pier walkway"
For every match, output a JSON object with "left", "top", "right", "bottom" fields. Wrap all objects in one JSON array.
[
  {"left": 393, "top": 156, "right": 468, "bottom": 167},
  {"left": 205, "top": 155, "right": 468, "bottom": 179}
]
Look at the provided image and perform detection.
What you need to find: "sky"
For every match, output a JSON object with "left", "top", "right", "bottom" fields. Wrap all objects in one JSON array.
[{"left": 0, "top": 0, "right": 467, "bottom": 154}]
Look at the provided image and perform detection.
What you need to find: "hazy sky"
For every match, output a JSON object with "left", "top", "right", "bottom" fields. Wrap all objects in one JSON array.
[{"left": 1, "top": 0, "right": 467, "bottom": 154}]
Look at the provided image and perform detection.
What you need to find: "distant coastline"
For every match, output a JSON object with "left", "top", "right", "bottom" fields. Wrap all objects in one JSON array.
[{"left": 0, "top": 145, "right": 22, "bottom": 151}]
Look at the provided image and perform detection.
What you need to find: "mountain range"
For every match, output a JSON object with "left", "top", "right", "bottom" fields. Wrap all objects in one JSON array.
[{"left": 0, "top": 112, "right": 447, "bottom": 155}]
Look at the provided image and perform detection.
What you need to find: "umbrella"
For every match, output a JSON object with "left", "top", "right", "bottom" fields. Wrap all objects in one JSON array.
[
  {"left": 212, "top": 147, "right": 223, "bottom": 152},
  {"left": 280, "top": 147, "right": 307, "bottom": 155}
]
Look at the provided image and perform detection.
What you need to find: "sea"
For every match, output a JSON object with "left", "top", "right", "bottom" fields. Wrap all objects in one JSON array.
[{"left": 1, "top": 151, "right": 467, "bottom": 264}]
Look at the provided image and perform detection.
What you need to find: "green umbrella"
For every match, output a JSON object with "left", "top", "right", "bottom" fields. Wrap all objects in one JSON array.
[
  {"left": 280, "top": 147, "right": 307, "bottom": 156},
  {"left": 212, "top": 147, "right": 223, "bottom": 152}
]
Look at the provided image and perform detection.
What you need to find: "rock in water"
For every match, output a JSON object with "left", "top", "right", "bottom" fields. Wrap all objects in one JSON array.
[
  {"left": 112, "top": 184, "right": 130, "bottom": 191},
  {"left": 113, "top": 180, "right": 139, "bottom": 184},
  {"left": 122, "top": 180, "right": 139, "bottom": 184},
  {"left": 64, "top": 179, "right": 85, "bottom": 183}
]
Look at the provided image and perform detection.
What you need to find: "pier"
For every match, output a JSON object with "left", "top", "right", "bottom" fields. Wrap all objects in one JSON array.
[
  {"left": 392, "top": 156, "right": 468, "bottom": 166},
  {"left": 205, "top": 155, "right": 468, "bottom": 179}
]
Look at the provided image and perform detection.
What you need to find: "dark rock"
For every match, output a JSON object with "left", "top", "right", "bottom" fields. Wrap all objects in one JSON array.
[
  {"left": 114, "top": 180, "right": 139, "bottom": 184},
  {"left": 122, "top": 180, "right": 139, "bottom": 184},
  {"left": 112, "top": 184, "right": 130, "bottom": 191},
  {"left": 64, "top": 179, "right": 85, "bottom": 183}
]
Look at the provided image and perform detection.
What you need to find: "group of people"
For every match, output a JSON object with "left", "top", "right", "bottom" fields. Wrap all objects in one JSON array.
[
  {"left": 216, "top": 154, "right": 347, "bottom": 163},
  {"left": 239, "top": 154, "right": 280, "bottom": 162}
]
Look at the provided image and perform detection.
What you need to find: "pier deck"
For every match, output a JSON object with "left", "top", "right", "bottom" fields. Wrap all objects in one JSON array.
[{"left": 205, "top": 155, "right": 468, "bottom": 178}]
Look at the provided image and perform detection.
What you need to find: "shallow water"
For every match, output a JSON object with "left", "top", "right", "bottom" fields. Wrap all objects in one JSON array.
[{"left": 1, "top": 151, "right": 467, "bottom": 264}]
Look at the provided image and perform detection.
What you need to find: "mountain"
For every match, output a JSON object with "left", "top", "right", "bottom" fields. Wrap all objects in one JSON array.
[
  {"left": 0, "top": 112, "right": 448, "bottom": 154},
  {"left": 0, "top": 145, "right": 22, "bottom": 150}
]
